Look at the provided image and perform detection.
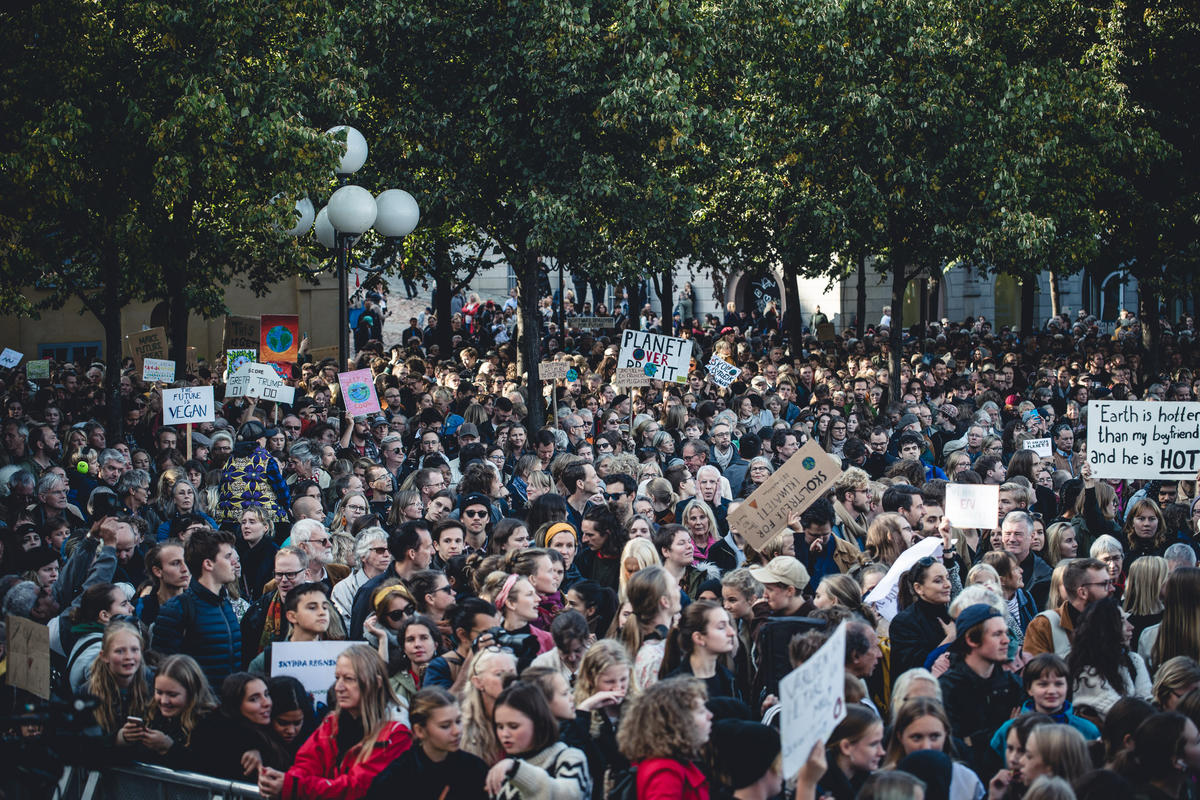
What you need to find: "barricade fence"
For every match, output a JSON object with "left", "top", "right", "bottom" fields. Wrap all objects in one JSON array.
[{"left": 53, "top": 762, "right": 261, "bottom": 800}]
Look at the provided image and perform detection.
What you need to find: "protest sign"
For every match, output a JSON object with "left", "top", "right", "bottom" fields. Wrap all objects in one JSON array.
[
  {"left": 612, "top": 366, "right": 651, "bottom": 388},
  {"left": 1022, "top": 437, "right": 1052, "bottom": 458},
  {"left": 142, "top": 357, "right": 176, "bottom": 383},
  {"left": 945, "top": 483, "right": 1000, "bottom": 529},
  {"left": 223, "top": 315, "right": 260, "bottom": 351},
  {"left": 163, "top": 386, "right": 215, "bottom": 425},
  {"left": 566, "top": 316, "right": 615, "bottom": 329},
  {"left": 706, "top": 355, "right": 740, "bottom": 388},
  {"left": 7, "top": 615, "right": 50, "bottom": 699},
  {"left": 309, "top": 345, "right": 339, "bottom": 362},
  {"left": 780, "top": 621, "right": 846, "bottom": 776},
  {"left": 186, "top": 346, "right": 199, "bottom": 377},
  {"left": 729, "top": 439, "right": 841, "bottom": 550},
  {"left": 540, "top": 361, "right": 570, "bottom": 380},
  {"left": 339, "top": 369, "right": 381, "bottom": 417},
  {"left": 126, "top": 327, "right": 167, "bottom": 370},
  {"left": 225, "top": 349, "right": 257, "bottom": 381},
  {"left": 1086, "top": 400, "right": 1200, "bottom": 480},
  {"left": 864, "top": 535, "right": 943, "bottom": 621},
  {"left": 816, "top": 322, "right": 836, "bottom": 342},
  {"left": 228, "top": 362, "right": 291, "bottom": 401},
  {"left": 0, "top": 348, "right": 21, "bottom": 369},
  {"left": 260, "top": 314, "right": 300, "bottom": 363},
  {"left": 26, "top": 359, "right": 50, "bottom": 381},
  {"left": 270, "top": 641, "right": 356, "bottom": 706},
  {"left": 618, "top": 329, "right": 693, "bottom": 384}
]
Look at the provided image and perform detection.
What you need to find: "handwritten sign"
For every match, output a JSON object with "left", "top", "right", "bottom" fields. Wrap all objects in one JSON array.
[
  {"left": 126, "top": 327, "right": 167, "bottom": 370},
  {"left": 729, "top": 439, "right": 841, "bottom": 550},
  {"left": 163, "top": 386, "right": 215, "bottom": 425},
  {"left": 26, "top": 360, "right": 50, "bottom": 381},
  {"left": 566, "top": 316, "right": 615, "bottom": 329},
  {"left": 1022, "top": 437, "right": 1052, "bottom": 458},
  {"left": 142, "top": 357, "right": 177, "bottom": 383},
  {"left": 945, "top": 483, "right": 1000, "bottom": 529},
  {"left": 612, "top": 366, "right": 651, "bottom": 388},
  {"left": 0, "top": 348, "right": 21, "bottom": 369},
  {"left": 260, "top": 314, "right": 300, "bottom": 363},
  {"left": 223, "top": 315, "right": 261, "bottom": 351},
  {"left": 270, "top": 641, "right": 356, "bottom": 706},
  {"left": 816, "top": 322, "right": 836, "bottom": 342},
  {"left": 864, "top": 535, "right": 943, "bottom": 622},
  {"left": 7, "top": 615, "right": 50, "bottom": 699},
  {"left": 780, "top": 621, "right": 847, "bottom": 776},
  {"left": 618, "top": 329, "right": 693, "bottom": 384},
  {"left": 309, "top": 345, "right": 339, "bottom": 363},
  {"left": 339, "top": 368, "right": 381, "bottom": 417},
  {"left": 1086, "top": 400, "right": 1200, "bottom": 480},
  {"left": 707, "top": 355, "right": 741, "bottom": 388},
  {"left": 540, "top": 361, "right": 570, "bottom": 380}
]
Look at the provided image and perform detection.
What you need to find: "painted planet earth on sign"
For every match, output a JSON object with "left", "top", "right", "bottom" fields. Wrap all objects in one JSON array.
[
  {"left": 347, "top": 382, "right": 372, "bottom": 404},
  {"left": 229, "top": 353, "right": 253, "bottom": 373},
  {"left": 566, "top": 369, "right": 578, "bottom": 382},
  {"left": 266, "top": 326, "right": 294, "bottom": 354},
  {"left": 803, "top": 457, "right": 815, "bottom": 470}
]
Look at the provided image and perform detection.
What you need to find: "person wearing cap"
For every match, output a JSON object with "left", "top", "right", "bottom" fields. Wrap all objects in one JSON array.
[
  {"left": 458, "top": 492, "right": 495, "bottom": 553},
  {"left": 937, "top": 603, "right": 1023, "bottom": 777},
  {"left": 214, "top": 421, "right": 290, "bottom": 523},
  {"left": 748, "top": 556, "right": 813, "bottom": 620}
]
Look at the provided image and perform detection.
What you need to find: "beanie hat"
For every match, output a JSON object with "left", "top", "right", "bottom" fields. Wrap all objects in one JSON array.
[{"left": 712, "top": 720, "right": 782, "bottom": 789}]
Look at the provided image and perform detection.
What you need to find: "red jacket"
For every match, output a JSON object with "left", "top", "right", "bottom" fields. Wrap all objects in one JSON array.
[
  {"left": 635, "top": 758, "right": 709, "bottom": 800},
  {"left": 282, "top": 713, "right": 412, "bottom": 800}
]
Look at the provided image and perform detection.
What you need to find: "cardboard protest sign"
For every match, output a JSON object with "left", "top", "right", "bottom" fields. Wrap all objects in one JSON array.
[
  {"left": 816, "top": 322, "right": 836, "bottom": 342},
  {"left": 142, "top": 357, "right": 176, "bottom": 383},
  {"left": 7, "top": 615, "right": 50, "bottom": 699},
  {"left": 260, "top": 314, "right": 300, "bottom": 363},
  {"left": 270, "top": 641, "right": 356, "bottom": 706},
  {"left": 707, "top": 355, "right": 740, "bottom": 388},
  {"left": 223, "top": 315, "right": 261, "bottom": 351},
  {"left": 864, "top": 535, "right": 943, "bottom": 621},
  {"left": 618, "top": 329, "right": 693, "bottom": 384},
  {"left": 540, "top": 361, "right": 570, "bottom": 380},
  {"left": 126, "top": 327, "right": 167, "bottom": 370},
  {"left": 26, "top": 359, "right": 50, "bottom": 381},
  {"left": 1086, "top": 400, "right": 1200, "bottom": 480},
  {"left": 729, "top": 439, "right": 841, "bottom": 550},
  {"left": 186, "top": 346, "right": 199, "bottom": 377},
  {"left": 309, "top": 345, "right": 339, "bottom": 363},
  {"left": 0, "top": 348, "right": 21, "bottom": 368},
  {"left": 339, "top": 369, "right": 381, "bottom": 417},
  {"left": 163, "top": 386, "right": 216, "bottom": 425},
  {"left": 1022, "top": 437, "right": 1052, "bottom": 458},
  {"left": 780, "top": 621, "right": 846, "bottom": 776},
  {"left": 612, "top": 366, "right": 651, "bottom": 388},
  {"left": 567, "top": 316, "right": 615, "bottom": 329},
  {"left": 945, "top": 483, "right": 1000, "bottom": 529},
  {"left": 225, "top": 349, "right": 257, "bottom": 381}
]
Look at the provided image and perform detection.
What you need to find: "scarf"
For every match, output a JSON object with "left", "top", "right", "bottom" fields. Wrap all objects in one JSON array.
[
  {"left": 259, "top": 592, "right": 286, "bottom": 652},
  {"left": 833, "top": 500, "right": 868, "bottom": 548},
  {"left": 712, "top": 445, "right": 734, "bottom": 471}
]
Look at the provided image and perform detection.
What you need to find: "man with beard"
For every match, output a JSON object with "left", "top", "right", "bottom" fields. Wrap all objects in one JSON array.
[{"left": 831, "top": 467, "right": 871, "bottom": 549}]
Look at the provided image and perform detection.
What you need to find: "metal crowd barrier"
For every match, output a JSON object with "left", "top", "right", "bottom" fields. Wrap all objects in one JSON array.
[{"left": 56, "top": 762, "right": 261, "bottom": 800}]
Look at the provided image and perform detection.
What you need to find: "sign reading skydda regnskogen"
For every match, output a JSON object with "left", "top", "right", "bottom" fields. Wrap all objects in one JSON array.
[
  {"left": 618, "top": 330, "right": 693, "bottom": 384},
  {"left": 1087, "top": 400, "right": 1200, "bottom": 480}
]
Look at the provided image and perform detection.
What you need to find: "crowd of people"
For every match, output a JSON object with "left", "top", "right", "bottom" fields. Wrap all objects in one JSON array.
[{"left": 1, "top": 296, "right": 1199, "bottom": 800}]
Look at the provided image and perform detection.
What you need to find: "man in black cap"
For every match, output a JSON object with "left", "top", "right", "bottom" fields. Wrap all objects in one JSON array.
[
  {"left": 938, "top": 603, "right": 1023, "bottom": 777},
  {"left": 711, "top": 719, "right": 786, "bottom": 797}
]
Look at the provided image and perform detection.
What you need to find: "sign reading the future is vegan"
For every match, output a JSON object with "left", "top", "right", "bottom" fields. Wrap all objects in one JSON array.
[
  {"left": 618, "top": 330, "right": 692, "bottom": 384},
  {"left": 1087, "top": 400, "right": 1200, "bottom": 480}
]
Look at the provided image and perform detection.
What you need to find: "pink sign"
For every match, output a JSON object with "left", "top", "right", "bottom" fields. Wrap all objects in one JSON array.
[{"left": 338, "top": 369, "right": 381, "bottom": 417}]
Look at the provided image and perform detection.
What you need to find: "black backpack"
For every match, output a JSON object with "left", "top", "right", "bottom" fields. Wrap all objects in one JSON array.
[{"left": 604, "top": 764, "right": 637, "bottom": 800}]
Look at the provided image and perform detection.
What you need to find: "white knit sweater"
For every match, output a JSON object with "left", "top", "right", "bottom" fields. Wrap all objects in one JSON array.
[
  {"left": 494, "top": 741, "right": 592, "bottom": 800},
  {"left": 1072, "top": 652, "right": 1153, "bottom": 719}
]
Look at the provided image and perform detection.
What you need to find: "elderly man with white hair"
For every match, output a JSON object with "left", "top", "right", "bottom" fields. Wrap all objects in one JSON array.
[
  {"left": 288, "top": 518, "right": 351, "bottom": 590},
  {"left": 331, "top": 527, "right": 391, "bottom": 627}
]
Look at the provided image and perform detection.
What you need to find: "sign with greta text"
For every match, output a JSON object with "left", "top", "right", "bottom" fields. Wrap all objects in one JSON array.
[
  {"left": 945, "top": 483, "right": 1000, "bottom": 528},
  {"left": 780, "top": 621, "right": 846, "bottom": 776},
  {"left": 142, "top": 357, "right": 177, "bottom": 383},
  {"left": 270, "top": 641, "right": 356, "bottom": 705},
  {"left": 729, "top": 439, "right": 841, "bottom": 550},
  {"left": 1087, "top": 400, "right": 1200, "bottom": 479},
  {"left": 540, "top": 361, "right": 571, "bottom": 380},
  {"left": 618, "top": 329, "right": 692, "bottom": 384},
  {"left": 706, "top": 355, "right": 740, "bottom": 388},
  {"left": 1022, "top": 437, "right": 1052, "bottom": 458},
  {"left": 163, "top": 386, "right": 215, "bottom": 425}
]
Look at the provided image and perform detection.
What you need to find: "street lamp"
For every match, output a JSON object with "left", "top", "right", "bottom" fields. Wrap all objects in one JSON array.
[{"left": 284, "top": 125, "right": 420, "bottom": 371}]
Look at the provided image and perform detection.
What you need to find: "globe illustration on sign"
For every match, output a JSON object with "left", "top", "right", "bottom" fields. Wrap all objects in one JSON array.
[
  {"left": 230, "top": 354, "right": 251, "bottom": 373},
  {"left": 266, "top": 325, "right": 293, "bottom": 354},
  {"left": 347, "top": 382, "right": 372, "bottom": 404},
  {"left": 802, "top": 456, "right": 816, "bottom": 470}
]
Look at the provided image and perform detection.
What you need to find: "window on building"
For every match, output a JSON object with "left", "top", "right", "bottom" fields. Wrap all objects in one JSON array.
[{"left": 38, "top": 341, "right": 102, "bottom": 364}]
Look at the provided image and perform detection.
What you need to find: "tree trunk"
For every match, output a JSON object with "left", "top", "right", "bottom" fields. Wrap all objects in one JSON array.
[
  {"left": 928, "top": 271, "right": 942, "bottom": 324},
  {"left": 101, "top": 275, "right": 124, "bottom": 439},
  {"left": 1048, "top": 270, "right": 1062, "bottom": 318},
  {"left": 515, "top": 249, "right": 546, "bottom": 427},
  {"left": 1138, "top": 268, "right": 1160, "bottom": 377},
  {"left": 890, "top": 260, "right": 906, "bottom": 402},
  {"left": 856, "top": 255, "right": 867, "bottom": 338},
  {"left": 918, "top": 271, "right": 929, "bottom": 330},
  {"left": 433, "top": 248, "right": 453, "bottom": 355},
  {"left": 781, "top": 267, "right": 804, "bottom": 345},
  {"left": 628, "top": 279, "right": 644, "bottom": 331},
  {"left": 166, "top": 271, "right": 189, "bottom": 376},
  {"left": 1020, "top": 274, "right": 1036, "bottom": 336},
  {"left": 660, "top": 265, "right": 674, "bottom": 335}
]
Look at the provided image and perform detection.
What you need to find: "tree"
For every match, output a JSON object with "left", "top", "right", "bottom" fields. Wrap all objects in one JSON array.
[{"left": 0, "top": 0, "right": 362, "bottom": 430}]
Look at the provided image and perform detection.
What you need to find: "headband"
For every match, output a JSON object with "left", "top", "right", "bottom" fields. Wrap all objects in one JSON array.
[
  {"left": 494, "top": 573, "right": 520, "bottom": 611},
  {"left": 372, "top": 584, "right": 413, "bottom": 612},
  {"left": 541, "top": 522, "right": 576, "bottom": 546}
]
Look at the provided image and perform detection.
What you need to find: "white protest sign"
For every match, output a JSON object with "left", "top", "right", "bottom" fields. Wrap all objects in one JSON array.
[
  {"left": 270, "top": 640, "right": 356, "bottom": 705},
  {"left": 1022, "top": 437, "right": 1052, "bottom": 458},
  {"left": 228, "top": 362, "right": 290, "bottom": 400},
  {"left": 163, "top": 386, "right": 215, "bottom": 425},
  {"left": 864, "top": 535, "right": 943, "bottom": 622},
  {"left": 143, "top": 357, "right": 177, "bottom": 383},
  {"left": 780, "top": 621, "right": 847, "bottom": 776},
  {"left": 1087, "top": 400, "right": 1200, "bottom": 480},
  {"left": 540, "top": 361, "right": 570, "bottom": 380},
  {"left": 944, "top": 483, "right": 1000, "bottom": 529},
  {"left": 707, "top": 355, "right": 740, "bottom": 388},
  {"left": 612, "top": 366, "right": 651, "bottom": 388},
  {"left": 0, "top": 348, "right": 23, "bottom": 368},
  {"left": 618, "top": 329, "right": 693, "bottom": 384}
]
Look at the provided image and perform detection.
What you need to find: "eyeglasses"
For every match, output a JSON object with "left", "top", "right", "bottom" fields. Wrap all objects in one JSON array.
[
  {"left": 463, "top": 509, "right": 488, "bottom": 518},
  {"left": 309, "top": 537, "right": 332, "bottom": 547},
  {"left": 604, "top": 491, "right": 626, "bottom": 500},
  {"left": 386, "top": 606, "right": 415, "bottom": 622},
  {"left": 368, "top": 546, "right": 390, "bottom": 555},
  {"left": 275, "top": 568, "right": 305, "bottom": 582},
  {"left": 388, "top": 448, "right": 403, "bottom": 454},
  {"left": 434, "top": 585, "right": 454, "bottom": 595},
  {"left": 1081, "top": 579, "right": 1115, "bottom": 589}
]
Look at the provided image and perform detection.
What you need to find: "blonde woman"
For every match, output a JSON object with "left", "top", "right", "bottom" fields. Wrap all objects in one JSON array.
[
  {"left": 619, "top": 537, "right": 660, "bottom": 595},
  {"left": 1123, "top": 555, "right": 1168, "bottom": 646},
  {"left": 330, "top": 491, "right": 370, "bottom": 567},
  {"left": 1044, "top": 522, "right": 1078, "bottom": 568},
  {"left": 459, "top": 647, "right": 518, "bottom": 765}
]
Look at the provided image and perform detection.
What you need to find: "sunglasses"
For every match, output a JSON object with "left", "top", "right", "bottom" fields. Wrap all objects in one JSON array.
[
  {"left": 386, "top": 606, "right": 415, "bottom": 622},
  {"left": 463, "top": 509, "right": 489, "bottom": 518}
]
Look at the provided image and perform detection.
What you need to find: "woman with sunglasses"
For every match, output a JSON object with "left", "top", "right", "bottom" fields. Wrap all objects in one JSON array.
[{"left": 364, "top": 583, "right": 419, "bottom": 674}]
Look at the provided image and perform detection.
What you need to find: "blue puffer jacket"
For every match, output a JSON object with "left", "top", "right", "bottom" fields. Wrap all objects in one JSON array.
[{"left": 151, "top": 580, "right": 242, "bottom": 689}]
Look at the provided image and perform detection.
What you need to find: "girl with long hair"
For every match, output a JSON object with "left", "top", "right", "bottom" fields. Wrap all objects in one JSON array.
[
  {"left": 617, "top": 677, "right": 712, "bottom": 800},
  {"left": 124, "top": 654, "right": 217, "bottom": 766},
  {"left": 189, "top": 672, "right": 291, "bottom": 781},
  {"left": 482, "top": 572, "right": 554, "bottom": 668},
  {"left": 819, "top": 703, "right": 885, "bottom": 800},
  {"left": 364, "top": 687, "right": 489, "bottom": 800},
  {"left": 864, "top": 513, "right": 915, "bottom": 567},
  {"left": 268, "top": 675, "right": 317, "bottom": 757},
  {"left": 485, "top": 681, "right": 592, "bottom": 799},
  {"left": 888, "top": 558, "right": 953, "bottom": 680},
  {"left": 813, "top": 574, "right": 880, "bottom": 629},
  {"left": 1123, "top": 498, "right": 1169, "bottom": 565},
  {"left": 1043, "top": 522, "right": 1077, "bottom": 568},
  {"left": 1123, "top": 555, "right": 1168, "bottom": 647},
  {"left": 1142, "top": 567, "right": 1200, "bottom": 672},
  {"left": 260, "top": 645, "right": 412, "bottom": 799},
  {"left": 565, "top": 639, "right": 632, "bottom": 798},
  {"left": 388, "top": 614, "right": 442, "bottom": 708},
  {"left": 1019, "top": 724, "right": 1095, "bottom": 787},
  {"left": 459, "top": 647, "right": 518, "bottom": 765},
  {"left": 659, "top": 600, "right": 739, "bottom": 700},
  {"left": 620, "top": 566, "right": 679, "bottom": 692},
  {"left": 1069, "top": 597, "right": 1152, "bottom": 719},
  {"left": 505, "top": 548, "right": 564, "bottom": 632},
  {"left": 882, "top": 697, "right": 954, "bottom": 768},
  {"left": 563, "top": 580, "right": 618, "bottom": 638},
  {"left": 88, "top": 621, "right": 151, "bottom": 740},
  {"left": 1114, "top": 711, "right": 1200, "bottom": 800}
]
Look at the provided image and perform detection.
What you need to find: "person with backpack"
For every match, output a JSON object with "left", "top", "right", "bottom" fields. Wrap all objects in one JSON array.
[{"left": 66, "top": 582, "right": 135, "bottom": 693}]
